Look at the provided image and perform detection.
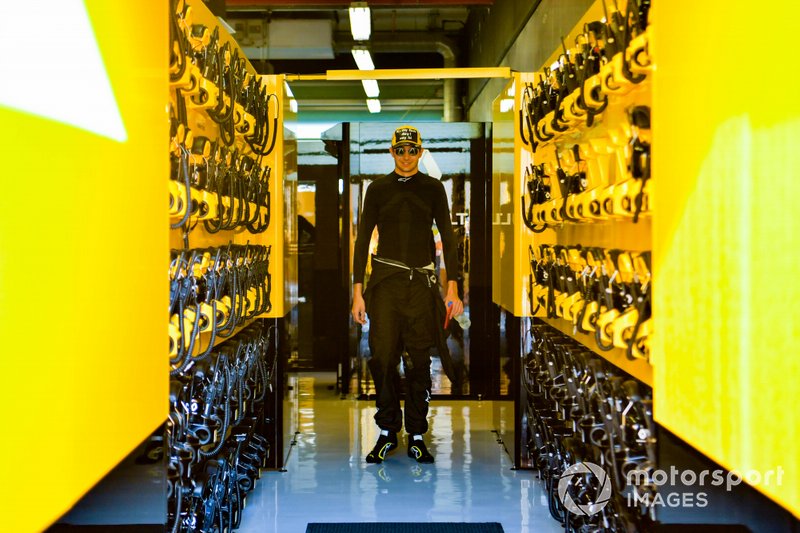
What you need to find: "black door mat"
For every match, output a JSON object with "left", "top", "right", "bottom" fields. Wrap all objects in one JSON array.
[{"left": 306, "top": 523, "right": 505, "bottom": 533}]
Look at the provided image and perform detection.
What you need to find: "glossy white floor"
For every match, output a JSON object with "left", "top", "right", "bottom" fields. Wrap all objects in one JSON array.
[{"left": 237, "top": 373, "right": 563, "bottom": 533}]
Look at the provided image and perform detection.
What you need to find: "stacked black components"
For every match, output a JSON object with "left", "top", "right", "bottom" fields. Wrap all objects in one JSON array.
[
  {"left": 167, "top": 1, "right": 282, "bottom": 529},
  {"left": 522, "top": 322, "right": 656, "bottom": 532},
  {"left": 167, "top": 321, "right": 276, "bottom": 533},
  {"left": 168, "top": 245, "right": 274, "bottom": 532}
]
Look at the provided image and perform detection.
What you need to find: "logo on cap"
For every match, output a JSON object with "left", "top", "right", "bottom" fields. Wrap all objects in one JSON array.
[{"left": 392, "top": 126, "right": 421, "bottom": 147}]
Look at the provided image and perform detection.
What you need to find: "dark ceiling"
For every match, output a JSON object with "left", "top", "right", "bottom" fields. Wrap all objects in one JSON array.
[{"left": 220, "top": 0, "right": 495, "bottom": 123}]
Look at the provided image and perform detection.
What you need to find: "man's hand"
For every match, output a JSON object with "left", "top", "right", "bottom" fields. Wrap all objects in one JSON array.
[
  {"left": 352, "top": 292, "right": 367, "bottom": 325},
  {"left": 444, "top": 281, "right": 463, "bottom": 320}
]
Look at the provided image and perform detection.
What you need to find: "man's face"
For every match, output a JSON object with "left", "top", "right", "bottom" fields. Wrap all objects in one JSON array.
[{"left": 391, "top": 144, "right": 423, "bottom": 176}]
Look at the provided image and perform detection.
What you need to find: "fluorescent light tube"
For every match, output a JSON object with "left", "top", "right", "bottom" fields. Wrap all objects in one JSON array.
[
  {"left": 361, "top": 79, "right": 380, "bottom": 98},
  {"left": 507, "top": 80, "right": 515, "bottom": 97},
  {"left": 218, "top": 16, "right": 236, "bottom": 35},
  {"left": 351, "top": 47, "right": 374, "bottom": 70},
  {"left": 366, "top": 98, "right": 381, "bottom": 113},
  {"left": 349, "top": 3, "right": 371, "bottom": 41}
]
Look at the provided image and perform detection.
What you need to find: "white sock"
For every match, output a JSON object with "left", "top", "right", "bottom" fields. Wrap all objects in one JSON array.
[
  {"left": 380, "top": 429, "right": 390, "bottom": 437},
  {"left": 412, "top": 434, "right": 423, "bottom": 441}
]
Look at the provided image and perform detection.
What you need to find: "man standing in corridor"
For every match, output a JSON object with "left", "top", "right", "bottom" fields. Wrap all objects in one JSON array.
[{"left": 351, "top": 126, "right": 464, "bottom": 464}]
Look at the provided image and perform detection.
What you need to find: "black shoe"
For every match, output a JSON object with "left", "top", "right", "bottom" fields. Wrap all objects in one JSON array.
[
  {"left": 366, "top": 432, "right": 398, "bottom": 464},
  {"left": 407, "top": 437, "right": 434, "bottom": 463}
]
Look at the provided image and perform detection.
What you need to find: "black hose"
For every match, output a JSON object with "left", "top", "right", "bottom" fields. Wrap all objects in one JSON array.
[
  {"left": 621, "top": 0, "right": 647, "bottom": 84},
  {"left": 218, "top": 266, "right": 240, "bottom": 338},
  {"left": 200, "top": 359, "right": 230, "bottom": 458},
  {"left": 169, "top": 0, "right": 187, "bottom": 83},
  {"left": 594, "top": 317, "right": 616, "bottom": 351},
  {"left": 170, "top": 146, "right": 192, "bottom": 229},
  {"left": 203, "top": 184, "right": 225, "bottom": 233},
  {"left": 249, "top": 94, "right": 279, "bottom": 156},
  {"left": 170, "top": 303, "right": 204, "bottom": 377},
  {"left": 521, "top": 195, "right": 547, "bottom": 233},
  {"left": 195, "top": 299, "right": 218, "bottom": 361},
  {"left": 169, "top": 480, "right": 183, "bottom": 533}
]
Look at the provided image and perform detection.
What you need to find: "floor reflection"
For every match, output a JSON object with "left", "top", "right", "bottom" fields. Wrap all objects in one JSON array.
[{"left": 239, "top": 372, "right": 562, "bottom": 533}]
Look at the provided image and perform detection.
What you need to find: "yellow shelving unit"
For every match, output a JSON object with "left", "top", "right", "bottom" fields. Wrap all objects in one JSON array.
[
  {"left": 494, "top": 1, "right": 654, "bottom": 374},
  {"left": 497, "top": 0, "right": 799, "bottom": 519},
  {"left": 170, "top": 0, "right": 295, "bottom": 303},
  {"left": 165, "top": 0, "right": 295, "bottom": 529}
]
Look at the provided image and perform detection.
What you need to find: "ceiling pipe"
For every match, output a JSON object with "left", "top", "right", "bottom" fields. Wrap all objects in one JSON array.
[{"left": 436, "top": 40, "right": 460, "bottom": 122}]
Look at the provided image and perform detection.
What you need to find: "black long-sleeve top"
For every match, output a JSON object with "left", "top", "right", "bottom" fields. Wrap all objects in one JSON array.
[{"left": 353, "top": 171, "right": 459, "bottom": 285}]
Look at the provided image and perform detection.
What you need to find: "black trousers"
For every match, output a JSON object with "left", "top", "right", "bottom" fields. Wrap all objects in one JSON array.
[{"left": 367, "top": 271, "right": 436, "bottom": 435}]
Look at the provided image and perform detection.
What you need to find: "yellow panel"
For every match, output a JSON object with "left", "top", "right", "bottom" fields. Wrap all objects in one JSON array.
[
  {"left": 491, "top": 74, "right": 524, "bottom": 314},
  {"left": 260, "top": 74, "right": 297, "bottom": 317},
  {"left": 652, "top": 0, "right": 800, "bottom": 517},
  {"left": 283, "top": 118, "right": 298, "bottom": 317},
  {"left": 0, "top": 2, "right": 168, "bottom": 531}
]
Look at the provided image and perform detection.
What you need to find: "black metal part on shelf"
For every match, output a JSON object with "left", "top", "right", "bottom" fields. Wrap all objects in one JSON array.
[
  {"left": 167, "top": 320, "right": 278, "bottom": 533},
  {"left": 518, "top": 320, "right": 656, "bottom": 532}
]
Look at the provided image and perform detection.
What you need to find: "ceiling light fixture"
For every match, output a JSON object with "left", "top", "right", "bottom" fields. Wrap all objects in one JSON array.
[
  {"left": 366, "top": 98, "right": 381, "bottom": 113},
  {"left": 348, "top": 2, "right": 371, "bottom": 41},
  {"left": 361, "top": 79, "right": 380, "bottom": 98},
  {"left": 351, "top": 47, "right": 374, "bottom": 70}
]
